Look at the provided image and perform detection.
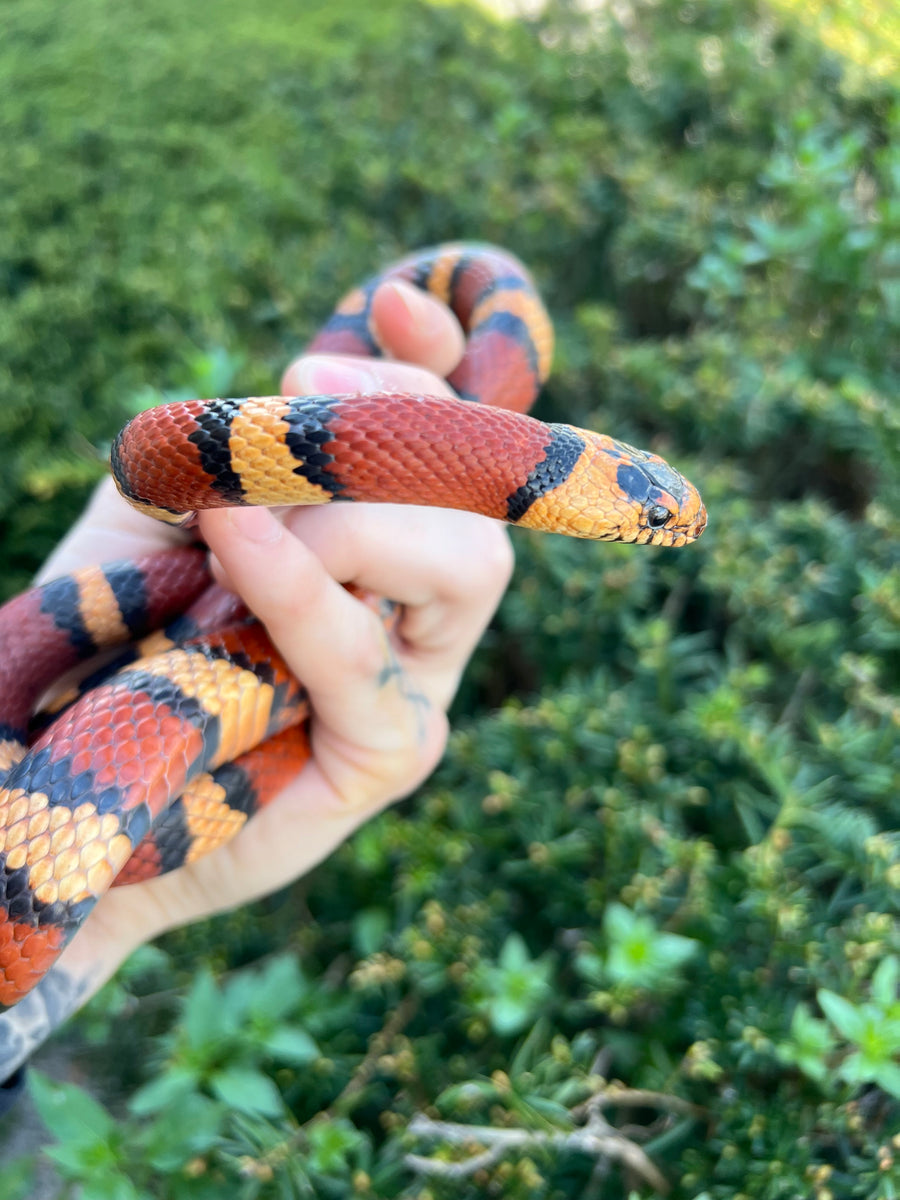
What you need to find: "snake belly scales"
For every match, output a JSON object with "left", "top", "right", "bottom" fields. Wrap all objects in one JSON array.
[{"left": 0, "top": 243, "right": 707, "bottom": 1008}]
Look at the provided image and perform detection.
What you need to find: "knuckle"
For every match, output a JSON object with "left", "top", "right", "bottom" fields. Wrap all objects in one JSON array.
[
  {"left": 467, "top": 522, "right": 515, "bottom": 594},
  {"left": 260, "top": 558, "right": 333, "bottom": 635},
  {"left": 375, "top": 362, "right": 451, "bottom": 396},
  {"left": 373, "top": 707, "right": 450, "bottom": 806},
  {"left": 323, "top": 703, "right": 448, "bottom": 816},
  {"left": 412, "top": 708, "right": 450, "bottom": 783},
  {"left": 346, "top": 618, "right": 395, "bottom": 681}
]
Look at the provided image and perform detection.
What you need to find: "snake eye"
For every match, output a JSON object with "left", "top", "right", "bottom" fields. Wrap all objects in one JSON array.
[{"left": 646, "top": 504, "right": 673, "bottom": 529}]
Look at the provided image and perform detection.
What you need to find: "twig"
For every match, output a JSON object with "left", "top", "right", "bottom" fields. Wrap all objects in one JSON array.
[
  {"left": 250, "top": 994, "right": 419, "bottom": 1173},
  {"left": 573, "top": 1084, "right": 706, "bottom": 1122},
  {"left": 776, "top": 667, "right": 815, "bottom": 730},
  {"left": 404, "top": 1112, "right": 670, "bottom": 1193},
  {"left": 328, "top": 992, "right": 418, "bottom": 1113}
]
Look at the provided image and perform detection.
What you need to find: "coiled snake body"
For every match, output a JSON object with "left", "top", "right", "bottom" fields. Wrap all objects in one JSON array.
[{"left": 0, "top": 244, "right": 706, "bottom": 1008}]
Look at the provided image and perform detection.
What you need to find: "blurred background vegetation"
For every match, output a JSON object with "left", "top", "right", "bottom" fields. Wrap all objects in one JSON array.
[{"left": 1, "top": 0, "right": 898, "bottom": 1196}]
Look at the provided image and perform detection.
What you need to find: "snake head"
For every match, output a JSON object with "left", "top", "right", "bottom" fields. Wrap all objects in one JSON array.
[
  {"left": 514, "top": 426, "right": 707, "bottom": 546},
  {"left": 604, "top": 436, "right": 708, "bottom": 546}
]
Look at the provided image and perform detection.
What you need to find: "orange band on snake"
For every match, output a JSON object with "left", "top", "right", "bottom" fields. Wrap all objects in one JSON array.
[{"left": 0, "top": 243, "right": 706, "bottom": 1009}]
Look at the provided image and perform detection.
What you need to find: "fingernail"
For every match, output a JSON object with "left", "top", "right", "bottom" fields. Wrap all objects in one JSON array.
[
  {"left": 292, "top": 357, "right": 379, "bottom": 395},
  {"left": 225, "top": 506, "right": 283, "bottom": 544},
  {"left": 380, "top": 280, "right": 441, "bottom": 339}
]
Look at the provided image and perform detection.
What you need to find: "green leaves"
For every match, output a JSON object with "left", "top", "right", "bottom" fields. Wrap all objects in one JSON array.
[
  {"left": 129, "top": 956, "right": 319, "bottom": 1118},
  {"left": 816, "top": 956, "right": 900, "bottom": 1098},
  {"left": 0, "top": 1155, "right": 36, "bottom": 1200},
  {"left": 575, "top": 903, "right": 699, "bottom": 999},
  {"left": 306, "top": 1118, "right": 367, "bottom": 1176},
  {"left": 602, "top": 904, "right": 699, "bottom": 989},
  {"left": 778, "top": 957, "right": 900, "bottom": 1099},
  {"left": 261, "top": 1026, "right": 319, "bottom": 1066},
  {"left": 471, "top": 934, "right": 555, "bottom": 1036},
  {"left": 776, "top": 1004, "right": 837, "bottom": 1085},
  {"left": 209, "top": 1068, "right": 283, "bottom": 1118},
  {"left": 25, "top": 956, "right": 348, "bottom": 1195},
  {"left": 28, "top": 1073, "right": 137, "bottom": 1199},
  {"left": 28, "top": 1071, "right": 118, "bottom": 1147}
]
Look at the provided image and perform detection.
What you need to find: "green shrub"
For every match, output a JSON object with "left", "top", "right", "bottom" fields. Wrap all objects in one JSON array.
[{"left": 1, "top": 0, "right": 898, "bottom": 1196}]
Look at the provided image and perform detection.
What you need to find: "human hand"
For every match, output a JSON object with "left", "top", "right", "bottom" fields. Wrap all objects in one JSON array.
[{"left": 1, "top": 280, "right": 514, "bottom": 1072}]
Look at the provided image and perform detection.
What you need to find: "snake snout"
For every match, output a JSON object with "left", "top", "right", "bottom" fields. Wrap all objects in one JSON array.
[{"left": 639, "top": 470, "right": 707, "bottom": 547}]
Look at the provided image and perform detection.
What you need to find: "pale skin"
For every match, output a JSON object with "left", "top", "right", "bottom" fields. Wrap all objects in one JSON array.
[{"left": 0, "top": 281, "right": 514, "bottom": 1079}]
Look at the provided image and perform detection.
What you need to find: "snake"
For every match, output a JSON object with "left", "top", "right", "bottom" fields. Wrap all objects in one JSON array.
[{"left": 0, "top": 243, "right": 707, "bottom": 1009}]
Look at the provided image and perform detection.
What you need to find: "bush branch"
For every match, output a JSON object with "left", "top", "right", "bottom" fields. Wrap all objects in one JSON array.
[{"left": 405, "top": 1111, "right": 670, "bottom": 1192}]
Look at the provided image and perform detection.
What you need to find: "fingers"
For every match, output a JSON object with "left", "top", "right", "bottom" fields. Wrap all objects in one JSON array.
[
  {"left": 196, "top": 295, "right": 500, "bottom": 815},
  {"left": 199, "top": 504, "right": 449, "bottom": 808},
  {"left": 371, "top": 280, "right": 466, "bottom": 379},
  {"left": 281, "top": 279, "right": 465, "bottom": 393},
  {"left": 281, "top": 503, "right": 514, "bottom": 706},
  {"left": 282, "top": 355, "right": 457, "bottom": 403},
  {"left": 223, "top": 339, "right": 514, "bottom": 711},
  {"left": 214, "top": 287, "right": 511, "bottom": 717}
]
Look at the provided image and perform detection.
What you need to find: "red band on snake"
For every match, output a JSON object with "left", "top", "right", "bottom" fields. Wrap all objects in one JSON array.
[{"left": 0, "top": 242, "right": 706, "bottom": 1008}]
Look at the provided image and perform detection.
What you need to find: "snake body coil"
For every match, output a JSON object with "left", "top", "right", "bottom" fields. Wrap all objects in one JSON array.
[{"left": 0, "top": 243, "right": 706, "bottom": 1008}]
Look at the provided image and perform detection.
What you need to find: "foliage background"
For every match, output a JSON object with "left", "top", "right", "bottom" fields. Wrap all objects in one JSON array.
[{"left": 1, "top": 0, "right": 898, "bottom": 1196}]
